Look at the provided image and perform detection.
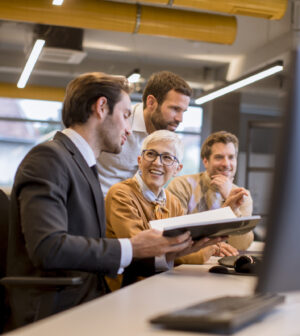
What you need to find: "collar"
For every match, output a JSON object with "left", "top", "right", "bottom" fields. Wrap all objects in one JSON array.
[
  {"left": 203, "top": 170, "right": 210, "bottom": 181},
  {"left": 132, "top": 103, "right": 147, "bottom": 133},
  {"left": 62, "top": 128, "right": 96, "bottom": 167},
  {"left": 134, "top": 172, "right": 166, "bottom": 203}
]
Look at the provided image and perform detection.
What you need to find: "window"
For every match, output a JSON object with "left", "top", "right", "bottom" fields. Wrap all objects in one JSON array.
[
  {"left": 0, "top": 97, "right": 203, "bottom": 190},
  {"left": 176, "top": 105, "right": 202, "bottom": 176},
  {"left": 0, "top": 98, "right": 62, "bottom": 189}
]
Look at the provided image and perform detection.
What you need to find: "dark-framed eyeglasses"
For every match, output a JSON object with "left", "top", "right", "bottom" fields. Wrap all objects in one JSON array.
[{"left": 142, "top": 149, "right": 179, "bottom": 166}]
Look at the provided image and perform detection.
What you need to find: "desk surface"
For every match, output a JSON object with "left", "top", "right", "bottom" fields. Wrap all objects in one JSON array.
[{"left": 6, "top": 244, "right": 300, "bottom": 336}]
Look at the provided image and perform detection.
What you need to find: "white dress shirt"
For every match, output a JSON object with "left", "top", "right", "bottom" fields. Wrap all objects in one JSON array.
[{"left": 97, "top": 103, "right": 148, "bottom": 195}]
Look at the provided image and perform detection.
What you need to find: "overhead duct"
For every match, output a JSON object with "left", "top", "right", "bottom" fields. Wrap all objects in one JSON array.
[
  {"left": 0, "top": 0, "right": 236, "bottom": 44},
  {"left": 34, "top": 25, "right": 86, "bottom": 64},
  {"left": 132, "top": 0, "right": 288, "bottom": 20}
]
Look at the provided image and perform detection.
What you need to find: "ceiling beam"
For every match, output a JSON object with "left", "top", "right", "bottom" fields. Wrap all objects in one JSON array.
[{"left": 0, "top": 83, "right": 65, "bottom": 101}]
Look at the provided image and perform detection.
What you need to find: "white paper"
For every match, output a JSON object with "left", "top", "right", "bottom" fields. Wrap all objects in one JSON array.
[{"left": 150, "top": 206, "right": 236, "bottom": 231}]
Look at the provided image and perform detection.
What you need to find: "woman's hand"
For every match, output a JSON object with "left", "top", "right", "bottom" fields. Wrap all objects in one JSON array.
[
  {"left": 213, "top": 241, "right": 238, "bottom": 257},
  {"left": 166, "top": 236, "right": 227, "bottom": 262}
]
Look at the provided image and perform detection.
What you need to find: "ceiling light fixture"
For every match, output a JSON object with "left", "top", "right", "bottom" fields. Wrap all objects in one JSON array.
[
  {"left": 17, "top": 39, "right": 45, "bottom": 89},
  {"left": 52, "top": 0, "right": 64, "bottom": 5},
  {"left": 127, "top": 69, "right": 141, "bottom": 84},
  {"left": 195, "top": 61, "right": 283, "bottom": 105}
]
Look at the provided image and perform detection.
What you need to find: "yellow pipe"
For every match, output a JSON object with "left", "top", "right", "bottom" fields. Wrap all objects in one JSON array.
[
  {"left": 140, "top": 6, "right": 236, "bottom": 44},
  {"left": 0, "top": 0, "right": 136, "bottom": 32},
  {"left": 0, "top": 0, "right": 236, "bottom": 44},
  {"left": 139, "top": 0, "right": 168, "bottom": 4},
  {"left": 140, "top": 0, "right": 168, "bottom": 4},
  {"left": 0, "top": 83, "right": 65, "bottom": 102},
  {"left": 141, "top": 0, "right": 288, "bottom": 20}
]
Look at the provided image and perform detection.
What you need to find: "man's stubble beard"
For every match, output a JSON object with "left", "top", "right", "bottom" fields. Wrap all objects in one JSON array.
[
  {"left": 102, "top": 146, "right": 121, "bottom": 154},
  {"left": 98, "top": 121, "right": 122, "bottom": 155},
  {"left": 150, "top": 106, "right": 170, "bottom": 131},
  {"left": 101, "top": 136, "right": 121, "bottom": 154}
]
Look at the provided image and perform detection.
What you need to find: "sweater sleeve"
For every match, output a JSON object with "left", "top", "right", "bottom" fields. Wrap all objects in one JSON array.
[
  {"left": 228, "top": 188, "right": 254, "bottom": 250},
  {"left": 106, "top": 183, "right": 150, "bottom": 239},
  {"left": 105, "top": 182, "right": 157, "bottom": 284},
  {"left": 167, "top": 176, "right": 193, "bottom": 215}
]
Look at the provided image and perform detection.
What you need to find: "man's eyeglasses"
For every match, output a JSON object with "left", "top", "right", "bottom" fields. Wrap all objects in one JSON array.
[{"left": 142, "top": 149, "right": 179, "bottom": 166}]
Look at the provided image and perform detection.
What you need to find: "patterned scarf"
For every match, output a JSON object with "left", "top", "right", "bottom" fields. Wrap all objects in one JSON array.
[{"left": 134, "top": 172, "right": 169, "bottom": 219}]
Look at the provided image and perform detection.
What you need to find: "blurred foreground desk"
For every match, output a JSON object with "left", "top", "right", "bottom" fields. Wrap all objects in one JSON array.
[{"left": 6, "top": 258, "right": 300, "bottom": 336}]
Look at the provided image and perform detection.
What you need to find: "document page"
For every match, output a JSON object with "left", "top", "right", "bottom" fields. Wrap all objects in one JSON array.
[{"left": 150, "top": 207, "right": 236, "bottom": 231}]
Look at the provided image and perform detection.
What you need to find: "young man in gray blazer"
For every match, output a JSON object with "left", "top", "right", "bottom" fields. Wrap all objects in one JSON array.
[{"left": 6, "top": 72, "right": 217, "bottom": 329}]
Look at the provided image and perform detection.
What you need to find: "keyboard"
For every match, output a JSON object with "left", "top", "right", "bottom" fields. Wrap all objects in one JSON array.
[{"left": 150, "top": 293, "right": 284, "bottom": 334}]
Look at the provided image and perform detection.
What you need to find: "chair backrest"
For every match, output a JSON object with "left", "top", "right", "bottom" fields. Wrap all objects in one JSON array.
[
  {"left": 0, "top": 190, "right": 9, "bottom": 278},
  {"left": 0, "top": 189, "right": 9, "bottom": 333}
]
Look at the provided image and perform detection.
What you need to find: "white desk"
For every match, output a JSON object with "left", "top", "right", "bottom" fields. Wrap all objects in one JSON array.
[{"left": 5, "top": 255, "right": 300, "bottom": 336}]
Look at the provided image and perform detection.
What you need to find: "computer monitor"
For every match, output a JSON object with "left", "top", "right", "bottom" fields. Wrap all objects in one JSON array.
[{"left": 256, "top": 47, "right": 300, "bottom": 293}]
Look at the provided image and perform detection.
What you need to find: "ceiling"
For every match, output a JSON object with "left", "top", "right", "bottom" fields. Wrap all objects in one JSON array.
[{"left": 0, "top": 0, "right": 295, "bottom": 103}]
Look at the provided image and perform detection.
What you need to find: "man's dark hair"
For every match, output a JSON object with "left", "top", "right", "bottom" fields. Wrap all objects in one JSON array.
[
  {"left": 62, "top": 72, "right": 131, "bottom": 128},
  {"left": 142, "top": 71, "right": 192, "bottom": 106},
  {"left": 201, "top": 131, "right": 239, "bottom": 160}
]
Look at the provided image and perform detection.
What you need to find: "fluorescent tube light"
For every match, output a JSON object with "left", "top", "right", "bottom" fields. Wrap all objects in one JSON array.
[
  {"left": 195, "top": 61, "right": 283, "bottom": 105},
  {"left": 127, "top": 69, "right": 141, "bottom": 83},
  {"left": 17, "top": 39, "right": 45, "bottom": 89},
  {"left": 52, "top": 0, "right": 64, "bottom": 5}
]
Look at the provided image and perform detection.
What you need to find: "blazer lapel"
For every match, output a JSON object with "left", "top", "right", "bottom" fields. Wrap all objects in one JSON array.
[{"left": 54, "top": 132, "right": 105, "bottom": 236}]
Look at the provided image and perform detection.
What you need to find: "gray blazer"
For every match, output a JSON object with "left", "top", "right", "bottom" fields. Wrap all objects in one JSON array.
[{"left": 6, "top": 131, "right": 121, "bottom": 328}]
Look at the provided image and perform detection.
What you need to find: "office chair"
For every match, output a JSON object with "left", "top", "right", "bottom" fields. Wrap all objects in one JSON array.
[
  {"left": 0, "top": 190, "right": 9, "bottom": 333},
  {"left": 0, "top": 189, "right": 83, "bottom": 333}
]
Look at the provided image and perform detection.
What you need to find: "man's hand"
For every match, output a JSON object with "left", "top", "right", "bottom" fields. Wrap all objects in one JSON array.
[
  {"left": 166, "top": 236, "right": 226, "bottom": 262},
  {"left": 223, "top": 187, "right": 248, "bottom": 212},
  {"left": 210, "top": 174, "right": 233, "bottom": 200},
  {"left": 130, "top": 229, "right": 192, "bottom": 259}
]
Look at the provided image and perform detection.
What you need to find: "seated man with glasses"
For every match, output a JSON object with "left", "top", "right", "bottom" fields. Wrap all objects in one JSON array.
[{"left": 105, "top": 130, "right": 246, "bottom": 289}]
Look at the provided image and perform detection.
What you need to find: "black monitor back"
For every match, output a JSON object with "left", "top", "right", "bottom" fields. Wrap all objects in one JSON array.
[{"left": 256, "top": 48, "right": 300, "bottom": 293}]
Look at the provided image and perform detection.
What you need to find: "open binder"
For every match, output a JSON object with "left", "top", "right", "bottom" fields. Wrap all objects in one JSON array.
[{"left": 150, "top": 207, "right": 260, "bottom": 240}]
